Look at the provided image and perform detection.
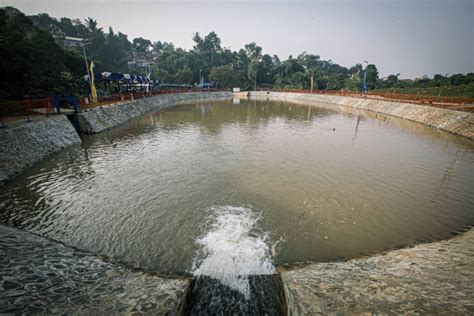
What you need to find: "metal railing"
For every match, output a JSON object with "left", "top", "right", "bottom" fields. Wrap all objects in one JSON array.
[
  {"left": 78, "top": 88, "right": 229, "bottom": 110},
  {"left": 2, "top": 88, "right": 472, "bottom": 125},
  {"left": 78, "top": 89, "right": 204, "bottom": 110},
  {"left": 0, "top": 97, "right": 56, "bottom": 125},
  {"left": 0, "top": 89, "right": 226, "bottom": 123},
  {"left": 268, "top": 89, "right": 474, "bottom": 111}
]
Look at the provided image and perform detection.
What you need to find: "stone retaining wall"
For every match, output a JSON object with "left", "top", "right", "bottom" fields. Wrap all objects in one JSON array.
[
  {"left": 0, "top": 115, "right": 81, "bottom": 184},
  {"left": 0, "top": 92, "right": 232, "bottom": 184},
  {"left": 77, "top": 91, "right": 233, "bottom": 133},
  {"left": 247, "top": 91, "right": 474, "bottom": 139}
]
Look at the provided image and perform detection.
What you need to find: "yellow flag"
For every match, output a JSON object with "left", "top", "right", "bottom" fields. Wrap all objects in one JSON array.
[{"left": 89, "top": 61, "right": 98, "bottom": 103}]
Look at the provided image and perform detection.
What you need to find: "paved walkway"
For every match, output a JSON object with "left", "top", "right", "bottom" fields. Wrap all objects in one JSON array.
[
  {"left": 0, "top": 225, "right": 190, "bottom": 315},
  {"left": 281, "top": 229, "right": 474, "bottom": 315}
]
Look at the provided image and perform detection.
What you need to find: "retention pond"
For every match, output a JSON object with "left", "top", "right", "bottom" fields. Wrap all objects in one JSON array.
[{"left": 1, "top": 98, "right": 473, "bottom": 311}]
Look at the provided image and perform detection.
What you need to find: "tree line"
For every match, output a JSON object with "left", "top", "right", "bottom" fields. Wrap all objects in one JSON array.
[{"left": 1, "top": 6, "right": 473, "bottom": 100}]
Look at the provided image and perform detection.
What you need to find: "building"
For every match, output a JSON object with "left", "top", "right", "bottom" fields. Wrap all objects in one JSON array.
[{"left": 63, "top": 36, "right": 84, "bottom": 48}]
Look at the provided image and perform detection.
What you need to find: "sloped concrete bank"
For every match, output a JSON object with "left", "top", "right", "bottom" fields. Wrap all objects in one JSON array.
[
  {"left": 0, "top": 92, "right": 232, "bottom": 184},
  {"left": 77, "top": 91, "right": 232, "bottom": 133},
  {"left": 246, "top": 91, "right": 474, "bottom": 314},
  {"left": 0, "top": 92, "right": 232, "bottom": 314},
  {"left": 0, "top": 224, "right": 191, "bottom": 315},
  {"left": 281, "top": 228, "right": 474, "bottom": 314},
  {"left": 248, "top": 91, "right": 474, "bottom": 139},
  {"left": 0, "top": 115, "right": 81, "bottom": 184}
]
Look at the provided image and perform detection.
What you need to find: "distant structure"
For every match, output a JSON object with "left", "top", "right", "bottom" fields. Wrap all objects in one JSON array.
[{"left": 62, "top": 36, "right": 84, "bottom": 48}]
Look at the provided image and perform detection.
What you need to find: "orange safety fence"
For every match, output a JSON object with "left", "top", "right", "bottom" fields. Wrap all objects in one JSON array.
[
  {"left": 269, "top": 89, "right": 474, "bottom": 111},
  {"left": 0, "top": 97, "right": 56, "bottom": 123},
  {"left": 2, "top": 89, "right": 231, "bottom": 123},
  {"left": 2, "top": 88, "right": 472, "bottom": 124},
  {"left": 78, "top": 89, "right": 221, "bottom": 109}
]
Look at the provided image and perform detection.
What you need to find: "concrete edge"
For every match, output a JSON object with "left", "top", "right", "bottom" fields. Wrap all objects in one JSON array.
[
  {"left": 0, "top": 223, "right": 192, "bottom": 314},
  {"left": 0, "top": 115, "right": 82, "bottom": 185},
  {"left": 77, "top": 92, "right": 233, "bottom": 134},
  {"left": 0, "top": 92, "right": 233, "bottom": 185},
  {"left": 280, "top": 227, "right": 474, "bottom": 314},
  {"left": 245, "top": 91, "right": 474, "bottom": 140}
]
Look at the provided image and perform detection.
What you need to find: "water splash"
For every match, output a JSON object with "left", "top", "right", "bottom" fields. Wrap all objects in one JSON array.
[{"left": 191, "top": 205, "right": 275, "bottom": 299}]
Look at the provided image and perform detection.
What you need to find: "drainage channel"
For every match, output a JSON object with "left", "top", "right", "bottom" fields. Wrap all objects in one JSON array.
[{"left": 185, "top": 274, "right": 287, "bottom": 315}]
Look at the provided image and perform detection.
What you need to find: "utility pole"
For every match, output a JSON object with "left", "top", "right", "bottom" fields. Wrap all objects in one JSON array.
[
  {"left": 310, "top": 69, "right": 315, "bottom": 93},
  {"left": 254, "top": 72, "right": 257, "bottom": 91},
  {"left": 199, "top": 69, "right": 203, "bottom": 90},
  {"left": 81, "top": 42, "right": 92, "bottom": 100},
  {"left": 363, "top": 60, "right": 369, "bottom": 95}
]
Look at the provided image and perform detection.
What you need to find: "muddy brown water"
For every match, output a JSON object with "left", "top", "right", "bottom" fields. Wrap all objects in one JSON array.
[{"left": 1, "top": 99, "right": 473, "bottom": 279}]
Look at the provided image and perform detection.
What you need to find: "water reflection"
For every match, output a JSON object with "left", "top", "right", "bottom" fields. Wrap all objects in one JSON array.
[
  {"left": 352, "top": 115, "right": 362, "bottom": 145},
  {"left": 0, "top": 99, "right": 473, "bottom": 273}
]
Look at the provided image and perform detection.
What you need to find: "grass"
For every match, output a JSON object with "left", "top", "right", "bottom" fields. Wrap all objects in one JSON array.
[{"left": 374, "top": 84, "right": 474, "bottom": 98}]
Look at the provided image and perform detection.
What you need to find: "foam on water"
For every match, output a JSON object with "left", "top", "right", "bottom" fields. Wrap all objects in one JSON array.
[{"left": 191, "top": 205, "right": 276, "bottom": 299}]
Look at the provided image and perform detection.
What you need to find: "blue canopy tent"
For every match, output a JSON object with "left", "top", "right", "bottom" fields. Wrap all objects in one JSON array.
[
  {"left": 83, "top": 70, "right": 199, "bottom": 95},
  {"left": 196, "top": 82, "right": 215, "bottom": 89},
  {"left": 101, "top": 72, "right": 124, "bottom": 82}
]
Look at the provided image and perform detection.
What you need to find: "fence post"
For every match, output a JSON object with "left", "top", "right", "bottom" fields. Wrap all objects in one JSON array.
[
  {"left": 54, "top": 96, "right": 61, "bottom": 114},
  {"left": 23, "top": 99, "right": 32, "bottom": 122},
  {"left": 72, "top": 97, "right": 80, "bottom": 113}
]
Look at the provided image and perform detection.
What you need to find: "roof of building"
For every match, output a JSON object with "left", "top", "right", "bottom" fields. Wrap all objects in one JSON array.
[{"left": 64, "top": 36, "right": 84, "bottom": 42}]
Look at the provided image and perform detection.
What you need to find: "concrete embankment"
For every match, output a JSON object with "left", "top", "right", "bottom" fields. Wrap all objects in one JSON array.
[
  {"left": 281, "top": 228, "right": 474, "bottom": 314},
  {"left": 243, "top": 91, "right": 474, "bottom": 313},
  {"left": 77, "top": 91, "right": 232, "bottom": 133},
  {"left": 1, "top": 223, "right": 472, "bottom": 315},
  {"left": 0, "top": 224, "right": 190, "bottom": 315},
  {"left": 0, "top": 115, "right": 81, "bottom": 184},
  {"left": 0, "top": 92, "right": 232, "bottom": 184},
  {"left": 247, "top": 91, "right": 474, "bottom": 139}
]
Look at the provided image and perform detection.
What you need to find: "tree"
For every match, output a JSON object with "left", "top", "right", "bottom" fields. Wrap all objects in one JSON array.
[
  {"left": 366, "top": 64, "right": 379, "bottom": 90},
  {"left": 0, "top": 7, "right": 85, "bottom": 99},
  {"left": 244, "top": 42, "right": 262, "bottom": 61},
  {"left": 260, "top": 54, "right": 274, "bottom": 84},
  {"left": 209, "top": 65, "right": 235, "bottom": 88},
  {"left": 132, "top": 37, "right": 152, "bottom": 52},
  {"left": 289, "top": 72, "right": 306, "bottom": 89},
  {"left": 10, "top": 7, "right": 473, "bottom": 99},
  {"left": 345, "top": 76, "right": 360, "bottom": 91},
  {"left": 192, "top": 31, "right": 223, "bottom": 71},
  {"left": 84, "top": 17, "right": 101, "bottom": 33},
  {"left": 174, "top": 66, "right": 193, "bottom": 84}
]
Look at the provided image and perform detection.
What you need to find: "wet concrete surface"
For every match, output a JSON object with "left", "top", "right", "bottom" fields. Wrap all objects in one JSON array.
[
  {"left": 186, "top": 275, "right": 286, "bottom": 315},
  {"left": 281, "top": 228, "right": 474, "bottom": 315},
  {"left": 0, "top": 224, "right": 190, "bottom": 315}
]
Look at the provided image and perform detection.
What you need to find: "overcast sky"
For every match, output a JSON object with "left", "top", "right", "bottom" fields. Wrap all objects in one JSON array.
[{"left": 1, "top": 0, "right": 473, "bottom": 78}]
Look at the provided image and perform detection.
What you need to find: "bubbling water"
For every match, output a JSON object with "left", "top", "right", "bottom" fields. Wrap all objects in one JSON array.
[{"left": 191, "top": 206, "right": 276, "bottom": 299}]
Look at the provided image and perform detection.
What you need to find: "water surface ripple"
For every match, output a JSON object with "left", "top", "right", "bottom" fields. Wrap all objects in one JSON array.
[{"left": 0, "top": 99, "right": 473, "bottom": 273}]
